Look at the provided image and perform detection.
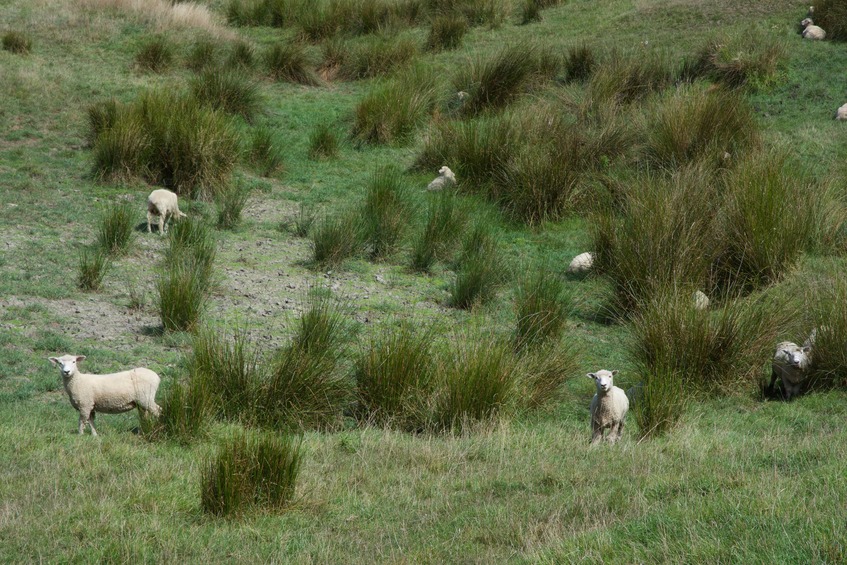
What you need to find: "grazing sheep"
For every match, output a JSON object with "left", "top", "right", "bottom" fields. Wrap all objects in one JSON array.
[
  {"left": 147, "top": 188, "right": 187, "bottom": 235},
  {"left": 767, "top": 341, "right": 812, "bottom": 401},
  {"left": 426, "top": 166, "right": 456, "bottom": 192},
  {"left": 49, "top": 355, "right": 161, "bottom": 436},
  {"left": 801, "top": 18, "right": 826, "bottom": 40},
  {"left": 567, "top": 252, "right": 594, "bottom": 275},
  {"left": 692, "top": 290, "right": 710, "bottom": 310},
  {"left": 588, "top": 369, "right": 629, "bottom": 444},
  {"left": 835, "top": 103, "right": 847, "bottom": 121}
]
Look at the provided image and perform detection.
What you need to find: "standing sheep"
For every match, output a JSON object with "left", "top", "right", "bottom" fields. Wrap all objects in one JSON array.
[
  {"left": 567, "top": 252, "right": 594, "bottom": 275},
  {"left": 426, "top": 166, "right": 457, "bottom": 192},
  {"left": 588, "top": 369, "right": 629, "bottom": 444},
  {"left": 801, "top": 18, "right": 826, "bottom": 40},
  {"left": 767, "top": 341, "right": 812, "bottom": 401},
  {"left": 49, "top": 355, "right": 161, "bottom": 436},
  {"left": 147, "top": 188, "right": 187, "bottom": 235}
]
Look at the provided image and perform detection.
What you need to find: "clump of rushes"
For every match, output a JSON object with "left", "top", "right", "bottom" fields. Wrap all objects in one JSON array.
[
  {"left": 2, "top": 31, "right": 31, "bottom": 54},
  {"left": 426, "top": 15, "right": 468, "bottom": 52},
  {"left": 361, "top": 166, "right": 411, "bottom": 260},
  {"left": 227, "top": 40, "right": 257, "bottom": 70},
  {"left": 215, "top": 181, "right": 252, "bottom": 230},
  {"left": 520, "top": 0, "right": 542, "bottom": 24},
  {"left": 355, "top": 323, "right": 435, "bottom": 430},
  {"left": 514, "top": 345, "right": 579, "bottom": 410},
  {"left": 632, "top": 363, "right": 686, "bottom": 439},
  {"left": 682, "top": 32, "right": 786, "bottom": 90},
  {"left": 201, "top": 430, "right": 302, "bottom": 518},
  {"left": 248, "top": 126, "right": 284, "bottom": 177},
  {"left": 449, "top": 222, "right": 502, "bottom": 309},
  {"left": 190, "top": 69, "right": 262, "bottom": 121},
  {"left": 809, "top": 277, "right": 847, "bottom": 390},
  {"left": 513, "top": 262, "right": 571, "bottom": 351},
  {"left": 812, "top": 0, "right": 847, "bottom": 41},
  {"left": 78, "top": 247, "right": 111, "bottom": 291},
  {"left": 339, "top": 35, "right": 418, "bottom": 80},
  {"left": 284, "top": 202, "right": 316, "bottom": 237},
  {"left": 265, "top": 42, "right": 321, "bottom": 86},
  {"left": 159, "top": 218, "right": 216, "bottom": 331},
  {"left": 186, "top": 39, "right": 219, "bottom": 71},
  {"left": 564, "top": 42, "right": 596, "bottom": 82},
  {"left": 410, "top": 189, "right": 466, "bottom": 272},
  {"left": 260, "top": 293, "right": 353, "bottom": 430},
  {"left": 435, "top": 335, "right": 516, "bottom": 431},
  {"left": 96, "top": 202, "right": 135, "bottom": 256},
  {"left": 86, "top": 99, "right": 120, "bottom": 147},
  {"left": 588, "top": 48, "right": 677, "bottom": 105},
  {"left": 135, "top": 35, "right": 174, "bottom": 73},
  {"left": 141, "top": 377, "right": 214, "bottom": 444},
  {"left": 352, "top": 64, "right": 442, "bottom": 145},
  {"left": 308, "top": 122, "right": 339, "bottom": 160},
  {"left": 311, "top": 210, "right": 362, "bottom": 266},
  {"left": 296, "top": 2, "right": 342, "bottom": 42}
]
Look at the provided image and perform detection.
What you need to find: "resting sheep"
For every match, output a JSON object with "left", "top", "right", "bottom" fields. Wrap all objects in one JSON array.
[
  {"left": 835, "top": 103, "right": 847, "bottom": 121},
  {"left": 588, "top": 369, "right": 629, "bottom": 444},
  {"left": 426, "top": 166, "right": 456, "bottom": 192},
  {"left": 49, "top": 355, "right": 161, "bottom": 436},
  {"left": 147, "top": 188, "right": 187, "bottom": 235},
  {"left": 767, "top": 341, "right": 812, "bottom": 401},
  {"left": 801, "top": 18, "right": 826, "bottom": 40},
  {"left": 567, "top": 252, "right": 594, "bottom": 275},
  {"left": 692, "top": 290, "right": 710, "bottom": 311}
]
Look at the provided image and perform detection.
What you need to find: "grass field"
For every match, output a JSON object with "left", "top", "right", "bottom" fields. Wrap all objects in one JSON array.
[{"left": 2, "top": 0, "right": 847, "bottom": 562}]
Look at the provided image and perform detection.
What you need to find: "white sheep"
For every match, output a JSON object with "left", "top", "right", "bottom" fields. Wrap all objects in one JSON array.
[
  {"left": 801, "top": 18, "right": 826, "bottom": 40},
  {"left": 835, "top": 103, "right": 847, "bottom": 121},
  {"left": 692, "top": 290, "right": 710, "bottom": 310},
  {"left": 588, "top": 369, "right": 629, "bottom": 444},
  {"left": 426, "top": 166, "right": 456, "bottom": 192},
  {"left": 567, "top": 252, "right": 594, "bottom": 275},
  {"left": 767, "top": 341, "right": 812, "bottom": 401},
  {"left": 147, "top": 188, "right": 187, "bottom": 235},
  {"left": 49, "top": 355, "right": 161, "bottom": 436}
]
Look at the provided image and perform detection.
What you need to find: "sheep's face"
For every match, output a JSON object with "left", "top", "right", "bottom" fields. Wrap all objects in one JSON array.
[
  {"left": 588, "top": 370, "right": 618, "bottom": 393},
  {"left": 438, "top": 166, "right": 452, "bottom": 177},
  {"left": 49, "top": 355, "right": 86, "bottom": 379},
  {"left": 801, "top": 18, "right": 814, "bottom": 27},
  {"left": 781, "top": 346, "right": 811, "bottom": 368}
]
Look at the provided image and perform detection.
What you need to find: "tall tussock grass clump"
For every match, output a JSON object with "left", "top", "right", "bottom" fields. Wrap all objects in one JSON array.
[
  {"left": 215, "top": 181, "right": 252, "bottom": 230},
  {"left": 632, "top": 364, "right": 686, "bottom": 439},
  {"left": 426, "top": 14, "right": 468, "bottom": 51},
  {"left": 77, "top": 248, "right": 110, "bottom": 291},
  {"left": 564, "top": 43, "right": 595, "bottom": 82},
  {"left": 135, "top": 35, "right": 174, "bottom": 72},
  {"left": 360, "top": 166, "right": 411, "bottom": 260},
  {"left": 86, "top": 99, "right": 119, "bottom": 147},
  {"left": 158, "top": 218, "right": 216, "bottom": 331},
  {"left": 308, "top": 122, "right": 339, "bottom": 159},
  {"left": 2, "top": 31, "right": 32, "bottom": 54},
  {"left": 809, "top": 277, "right": 847, "bottom": 390},
  {"left": 449, "top": 222, "right": 502, "bottom": 309},
  {"left": 339, "top": 35, "right": 418, "bottom": 80},
  {"left": 352, "top": 65, "right": 441, "bottom": 145},
  {"left": 265, "top": 42, "right": 321, "bottom": 86},
  {"left": 186, "top": 39, "right": 219, "bottom": 71},
  {"left": 630, "top": 290, "right": 797, "bottom": 396},
  {"left": 812, "top": 0, "right": 847, "bottom": 41},
  {"left": 190, "top": 70, "right": 262, "bottom": 121},
  {"left": 682, "top": 33, "right": 786, "bottom": 89},
  {"left": 228, "top": 40, "right": 258, "bottom": 70},
  {"left": 410, "top": 189, "right": 466, "bottom": 272},
  {"left": 311, "top": 211, "right": 362, "bottom": 266},
  {"left": 514, "top": 345, "right": 579, "bottom": 411},
  {"left": 166, "top": 217, "right": 217, "bottom": 289},
  {"left": 260, "top": 294, "right": 353, "bottom": 430},
  {"left": 201, "top": 431, "right": 302, "bottom": 517},
  {"left": 588, "top": 48, "right": 677, "bottom": 106},
  {"left": 91, "top": 91, "right": 240, "bottom": 198},
  {"left": 513, "top": 263, "right": 571, "bottom": 351},
  {"left": 248, "top": 127, "right": 285, "bottom": 177},
  {"left": 96, "top": 202, "right": 135, "bottom": 256},
  {"left": 354, "top": 324, "right": 435, "bottom": 430},
  {"left": 455, "top": 43, "right": 560, "bottom": 117},
  {"left": 646, "top": 85, "right": 759, "bottom": 169},
  {"left": 142, "top": 378, "right": 214, "bottom": 444},
  {"left": 434, "top": 335, "right": 516, "bottom": 431}
]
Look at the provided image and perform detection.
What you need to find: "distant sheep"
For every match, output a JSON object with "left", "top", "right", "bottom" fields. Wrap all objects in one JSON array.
[
  {"left": 567, "top": 252, "right": 594, "bottom": 275},
  {"left": 147, "top": 188, "right": 186, "bottom": 235},
  {"left": 692, "top": 290, "right": 710, "bottom": 310},
  {"left": 588, "top": 369, "right": 629, "bottom": 444},
  {"left": 801, "top": 18, "right": 826, "bottom": 40},
  {"left": 767, "top": 341, "right": 812, "bottom": 401},
  {"left": 835, "top": 103, "right": 847, "bottom": 121},
  {"left": 426, "top": 166, "right": 456, "bottom": 192},
  {"left": 49, "top": 354, "right": 161, "bottom": 435}
]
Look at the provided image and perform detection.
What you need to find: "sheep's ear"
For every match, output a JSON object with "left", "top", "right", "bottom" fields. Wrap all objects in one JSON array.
[
  {"left": 611, "top": 370, "right": 619, "bottom": 376},
  {"left": 586, "top": 373, "right": 597, "bottom": 380},
  {"left": 802, "top": 346, "right": 812, "bottom": 353},
  {"left": 48, "top": 357, "right": 59, "bottom": 365},
  {"left": 75, "top": 355, "right": 86, "bottom": 363}
]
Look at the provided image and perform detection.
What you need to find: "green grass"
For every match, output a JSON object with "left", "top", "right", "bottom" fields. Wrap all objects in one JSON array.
[
  {"left": 190, "top": 69, "right": 262, "bottom": 121},
  {"left": 360, "top": 166, "right": 411, "bottom": 260},
  {"left": 215, "top": 181, "right": 252, "bottom": 230},
  {"left": 77, "top": 247, "right": 110, "bottom": 291},
  {"left": 134, "top": 35, "right": 174, "bottom": 73},
  {"left": 96, "top": 201, "right": 135, "bottom": 256},
  {"left": 2, "top": 30, "right": 31, "bottom": 54}
]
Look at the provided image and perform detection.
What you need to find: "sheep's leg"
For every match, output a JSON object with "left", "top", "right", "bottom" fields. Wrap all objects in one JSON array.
[
  {"left": 608, "top": 423, "right": 619, "bottom": 444},
  {"left": 159, "top": 214, "right": 166, "bottom": 236},
  {"left": 147, "top": 211, "right": 153, "bottom": 233},
  {"left": 590, "top": 422, "right": 603, "bottom": 445},
  {"left": 78, "top": 408, "right": 96, "bottom": 436},
  {"left": 89, "top": 411, "right": 98, "bottom": 437},
  {"left": 766, "top": 369, "right": 779, "bottom": 398}
]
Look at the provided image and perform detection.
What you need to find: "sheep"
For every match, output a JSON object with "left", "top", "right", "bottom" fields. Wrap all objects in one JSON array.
[
  {"left": 801, "top": 18, "right": 826, "bottom": 40},
  {"left": 426, "top": 166, "right": 456, "bottom": 192},
  {"left": 692, "top": 290, "right": 710, "bottom": 311},
  {"left": 48, "top": 354, "right": 161, "bottom": 436},
  {"left": 147, "top": 188, "right": 187, "bottom": 235},
  {"left": 588, "top": 369, "right": 629, "bottom": 444},
  {"left": 766, "top": 341, "right": 812, "bottom": 401},
  {"left": 835, "top": 103, "right": 847, "bottom": 121},
  {"left": 567, "top": 252, "right": 594, "bottom": 275}
]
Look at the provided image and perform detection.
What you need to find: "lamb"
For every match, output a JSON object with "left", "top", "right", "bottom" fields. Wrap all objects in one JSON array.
[
  {"left": 426, "top": 166, "right": 456, "bottom": 192},
  {"left": 692, "top": 290, "right": 710, "bottom": 311},
  {"left": 767, "top": 341, "right": 812, "bottom": 401},
  {"left": 835, "top": 103, "right": 847, "bottom": 121},
  {"left": 147, "top": 188, "right": 187, "bottom": 235},
  {"left": 801, "top": 18, "right": 826, "bottom": 40},
  {"left": 48, "top": 354, "right": 161, "bottom": 436},
  {"left": 567, "top": 252, "right": 594, "bottom": 275},
  {"left": 588, "top": 369, "right": 629, "bottom": 444}
]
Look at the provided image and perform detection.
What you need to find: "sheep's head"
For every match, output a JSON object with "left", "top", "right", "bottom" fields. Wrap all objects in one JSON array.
[
  {"left": 588, "top": 369, "right": 618, "bottom": 393},
  {"left": 801, "top": 17, "right": 814, "bottom": 28},
  {"left": 49, "top": 355, "right": 86, "bottom": 379},
  {"left": 177, "top": 210, "right": 188, "bottom": 220},
  {"left": 438, "top": 165, "right": 453, "bottom": 177},
  {"left": 780, "top": 346, "right": 811, "bottom": 369}
]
